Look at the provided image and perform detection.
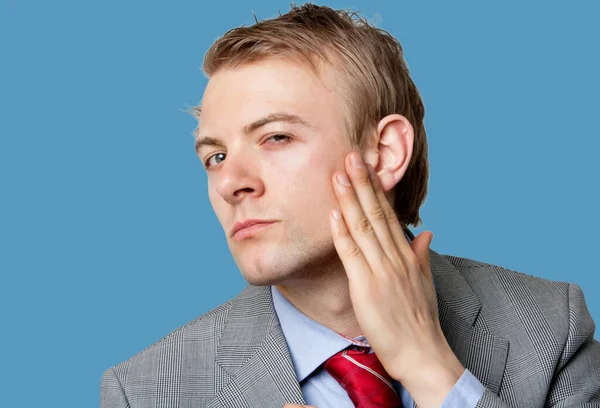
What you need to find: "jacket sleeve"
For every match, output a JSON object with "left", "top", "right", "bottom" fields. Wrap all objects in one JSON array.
[
  {"left": 100, "top": 367, "right": 130, "bottom": 408},
  {"left": 476, "top": 283, "right": 600, "bottom": 407}
]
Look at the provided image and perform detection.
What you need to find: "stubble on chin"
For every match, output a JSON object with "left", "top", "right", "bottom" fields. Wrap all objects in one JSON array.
[{"left": 233, "top": 231, "right": 339, "bottom": 287}]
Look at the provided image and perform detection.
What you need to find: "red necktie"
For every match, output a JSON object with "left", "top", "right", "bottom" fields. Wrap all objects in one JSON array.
[{"left": 324, "top": 346, "right": 403, "bottom": 407}]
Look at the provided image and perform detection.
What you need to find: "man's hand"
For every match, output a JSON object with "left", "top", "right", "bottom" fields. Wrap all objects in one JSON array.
[{"left": 328, "top": 151, "right": 465, "bottom": 408}]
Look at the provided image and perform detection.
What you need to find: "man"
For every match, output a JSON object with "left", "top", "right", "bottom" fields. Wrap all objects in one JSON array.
[{"left": 100, "top": 4, "right": 600, "bottom": 407}]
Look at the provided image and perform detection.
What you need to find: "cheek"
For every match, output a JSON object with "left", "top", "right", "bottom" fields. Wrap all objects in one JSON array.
[
  {"left": 281, "top": 155, "right": 339, "bottom": 214},
  {"left": 207, "top": 186, "right": 226, "bottom": 219},
  {"left": 304, "top": 146, "right": 345, "bottom": 196},
  {"left": 207, "top": 186, "right": 217, "bottom": 206}
]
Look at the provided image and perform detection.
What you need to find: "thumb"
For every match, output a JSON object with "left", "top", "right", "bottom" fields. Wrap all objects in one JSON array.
[{"left": 410, "top": 231, "right": 433, "bottom": 278}]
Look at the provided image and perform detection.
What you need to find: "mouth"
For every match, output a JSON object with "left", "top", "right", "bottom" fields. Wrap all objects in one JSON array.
[{"left": 231, "top": 221, "right": 278, "bottom": 241}]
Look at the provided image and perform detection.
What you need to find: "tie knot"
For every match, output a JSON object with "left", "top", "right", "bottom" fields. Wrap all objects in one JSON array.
[{"left": 324, "top": 346, "right": 402, "bottom": 407}]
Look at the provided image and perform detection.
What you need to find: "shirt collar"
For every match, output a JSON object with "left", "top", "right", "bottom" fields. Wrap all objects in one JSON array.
[{"left": 270, "top": 228, "right": 416, "bottom": 382}]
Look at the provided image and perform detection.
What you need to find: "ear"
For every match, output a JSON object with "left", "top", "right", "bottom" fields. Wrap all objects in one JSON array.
[{"left": 364, "top": 114, "right": 414, "bottom": 192}]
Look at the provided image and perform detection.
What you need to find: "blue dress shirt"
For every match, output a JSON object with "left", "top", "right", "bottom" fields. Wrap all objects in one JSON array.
[{"left": 270, "top": 231, "right": 485, "bottom": 407}]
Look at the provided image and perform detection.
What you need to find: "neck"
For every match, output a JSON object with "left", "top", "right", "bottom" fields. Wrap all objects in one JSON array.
[{"left": 274, "top": 258, "right": 362, "bottom": 339}]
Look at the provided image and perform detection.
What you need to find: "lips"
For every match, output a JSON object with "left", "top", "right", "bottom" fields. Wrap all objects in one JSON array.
[{"left": 230, "top": 219, "right": 278, "bottom": 238}]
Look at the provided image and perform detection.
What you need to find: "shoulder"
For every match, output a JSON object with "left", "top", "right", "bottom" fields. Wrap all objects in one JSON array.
[
  {"left": 100, "top": 285, "right": 276, "bottom": 406},
  {"left": 101, "top": 298, "right": 234, "bottom": 383},
  {"left": 442, "top": 253, "right": 572, "bottom": 298},
  {"left": 441, "top": 254, "right": 593, "bottom": 347}
]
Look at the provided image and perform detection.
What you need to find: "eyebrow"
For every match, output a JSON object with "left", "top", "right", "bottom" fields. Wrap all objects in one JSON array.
[{"left": 194, "top": 111, "right": 317, "bottom": 153}]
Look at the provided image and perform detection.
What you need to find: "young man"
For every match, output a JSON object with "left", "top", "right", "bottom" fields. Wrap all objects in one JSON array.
[{"left": 100, "top": 4, "right": 600, "bottom": 408}]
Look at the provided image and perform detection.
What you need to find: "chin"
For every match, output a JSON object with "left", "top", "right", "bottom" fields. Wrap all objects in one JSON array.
[
  {"left": 237, "top": 258, "right": 299, "bottom": 287},
  {"left": 234, "top": 240, "right": 339, "bottom": 287}
]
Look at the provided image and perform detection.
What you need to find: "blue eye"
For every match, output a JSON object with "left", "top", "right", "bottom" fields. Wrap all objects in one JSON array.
[
  {"left": 205, "top": 152, "right": 226, "bottom": 168},
  {"left": 203, "top": 134, "right": 291, "bottom": 169}
]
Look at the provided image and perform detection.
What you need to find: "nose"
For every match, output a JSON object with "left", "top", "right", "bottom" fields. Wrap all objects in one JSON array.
[{"left": 214, "top": 150, "right": 264, "bottom": 205}]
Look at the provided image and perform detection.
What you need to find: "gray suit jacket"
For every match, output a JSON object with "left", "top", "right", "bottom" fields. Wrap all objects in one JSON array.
[{"left": 101, "top": 248, "right": 600, "bottom": 407}]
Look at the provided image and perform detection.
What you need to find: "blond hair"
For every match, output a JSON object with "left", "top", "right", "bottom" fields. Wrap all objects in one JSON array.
[{"left": 201, "top": 3, "right": 428, "bottom": 227}]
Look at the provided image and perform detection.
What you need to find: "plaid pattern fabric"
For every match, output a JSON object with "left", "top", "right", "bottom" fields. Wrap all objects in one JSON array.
[
  {"left": 324, "top": 347, "right": 403, "bottom": 407},
  {"left": 101, "top": 247, "right": 600, "bottom": 408}
]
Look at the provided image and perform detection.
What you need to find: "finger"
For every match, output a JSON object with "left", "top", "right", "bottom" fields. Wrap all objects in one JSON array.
[
  {"left": 368, "top": 163, "right": 433, "bottom": 291},
  {"left": 329, "top": 208, "right": 372, "bottom": 282},
  {"left": 343, "top": 152, "right": 403, "bottom": 264},
  {"left": 333, "top": 169, "right": 389, "bottom": 274},
  {"left": 366, "top": 162, "right": 413, "bottom": 258},
  {"left": 410, "top": 231, "right": 437, "bottom": 319},
  {"left": 410, "top": 231, "right": 434, "bottom": 280}
]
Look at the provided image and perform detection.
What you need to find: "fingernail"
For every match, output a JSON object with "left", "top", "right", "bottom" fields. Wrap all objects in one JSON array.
[
  {"left": 336, "top": 172, "right": 351, "bottom": 186},
  {"left": 350, "top": 153, "right": 364, "bottom": 168}
]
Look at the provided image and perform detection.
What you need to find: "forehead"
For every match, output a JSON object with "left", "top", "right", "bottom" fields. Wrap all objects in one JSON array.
[{"left": 197, "top": 57, "right": 342, "bottom": 134}]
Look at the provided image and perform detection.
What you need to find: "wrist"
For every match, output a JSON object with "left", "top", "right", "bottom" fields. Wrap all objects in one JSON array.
[{"left": 397, "top": 352, "right": 465, "bottom": 408}]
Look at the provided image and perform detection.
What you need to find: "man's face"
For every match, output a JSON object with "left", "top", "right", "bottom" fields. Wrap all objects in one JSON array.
[{"left": 196, "top": 57, "right": 354, "bottom": 286}]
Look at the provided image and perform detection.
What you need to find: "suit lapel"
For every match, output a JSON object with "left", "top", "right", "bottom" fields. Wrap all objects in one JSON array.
[
  {"left": 206, "top": 285, "right": 305, "bottom": 408},
  {"left": 429, "top": 248, "right": 509, "bottom": 395}
]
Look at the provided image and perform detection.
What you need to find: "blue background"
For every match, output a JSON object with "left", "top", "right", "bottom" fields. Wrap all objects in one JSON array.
[{"left": 1, "top": 1, "right": 598, "bottom": 407}]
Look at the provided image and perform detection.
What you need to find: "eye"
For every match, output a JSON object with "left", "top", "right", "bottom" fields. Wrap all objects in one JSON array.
[
  {"left": 203, "top": 134, "right": 292, "bottom": 169},
  {"left": 266, "top": 134, "right": 291, "bottom": 144},
  {"left": 204, "top": 152, "right": 226, "bottom": 169}
]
